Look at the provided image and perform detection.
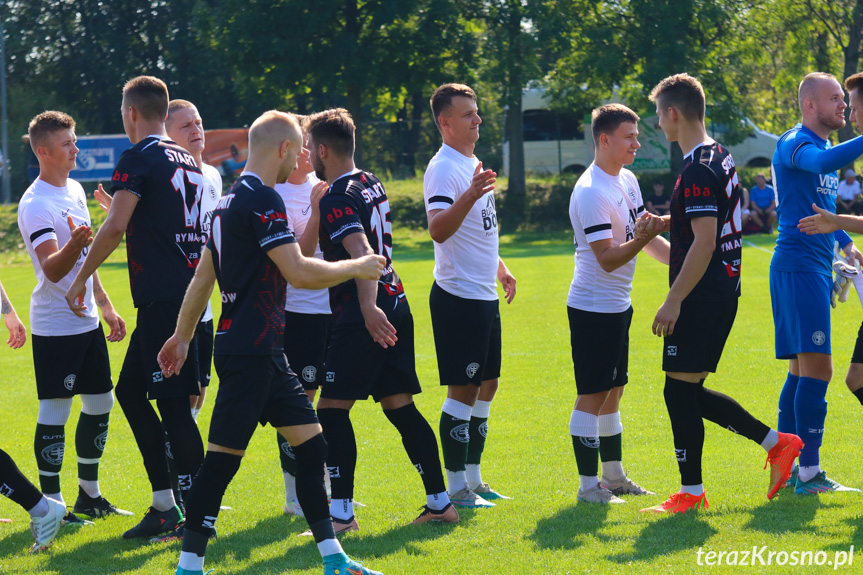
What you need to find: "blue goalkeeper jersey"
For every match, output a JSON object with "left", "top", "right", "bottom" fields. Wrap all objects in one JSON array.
[{"left": 771, "top": 123, "right": 860, "bottom": 276}]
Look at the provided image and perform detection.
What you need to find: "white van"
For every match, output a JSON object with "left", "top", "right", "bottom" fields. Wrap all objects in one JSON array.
[{"left": 503, "top": 88, "right": 777, "bottom": 175}]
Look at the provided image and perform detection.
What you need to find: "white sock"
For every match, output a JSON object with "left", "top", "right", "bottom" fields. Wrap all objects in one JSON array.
[
  {"left": 329, "top": 498, "right": 353, "bottom": 521},
  {"left": 317, "top": 538, "right": 343, "bottom": 557},
  {"left": 284, "top": 470, "right": 297, "bottom": 502},
  {"left": 178, "top": 551, "right": 205, "bottom": 571},
  {"left": 601, "top": 461, "right": 625, "bottom": 480},
  {"left": 45, "top": 492, "right": 64, "bottom": 507},
  {"left": 681, "top": 484, "right": 704, "bottom": 496},
  {"left": 579, "top": 476, "right": 599, "bottom": 491},
  {"left": 597, "top": 412, "right": 623, "bottom": 436},
  {"left": 28, "top": 496, "right": 50, "bottom": 519},
  {"left": 466, "top": 464, "right": 482, "bottom": 489},
  {"left": 760, "top": 429, "right": 779, "bottom": 452},
  {"left": 446, "top": 469, "right": 468, "bottom": 494},
  {"left": 799, "top": 465, "right": 821, "bottom": 483},
  {"left": 191, "top": 408, "right": 200, "bottom": 422},
  {"left": 426, "top": 491, "right": 450, "bottom": 511},
  {"left": 152, "top": 489, "right": 176, "bottom": 512},
  {"left": 472, "top": 400, "right": 492, "bottom": 419},
  {"left": 79, "top": 478, "right": 100, "bottom": 499},
  {"left": 441, "top": 398, "right": 473, "bottom": 420},
  {"left": 569, "top": 409, "right": 599, "bottom": 438}
]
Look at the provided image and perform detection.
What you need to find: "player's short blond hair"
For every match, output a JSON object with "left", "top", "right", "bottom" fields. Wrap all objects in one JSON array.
[
  {"left": 649, "top": 73, "right": 705, "bottom": 122},
  {"left": 248, "top": 110, "right": 302, "bottom": 154},
  {"left": 122, "top": 76, "right": 169, "bottom": 121},
  {"left": 28, "top": 111, "right": 75, "bottom": 152}
]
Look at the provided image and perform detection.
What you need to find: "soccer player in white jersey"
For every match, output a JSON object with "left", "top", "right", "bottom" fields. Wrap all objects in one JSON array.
[
  {"left": 567, "top": 104, "right": 669, "bottom": 504},
  {"left": 17, "top": 111, "right": 129, "bottom": 521},
  {"left": 424, "top": 83, "right": 517, "bottom": 507},
  {"left": 274, "top": 115, "right": 332, "bottom": 516}
]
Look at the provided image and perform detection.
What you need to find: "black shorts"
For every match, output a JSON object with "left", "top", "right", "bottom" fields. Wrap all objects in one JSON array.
[
  {"left": 284, "top": 311, "right": 331, "bottom": 390},
  {"left": 663, "top": 297, "right": 738, "bottom": 374},
  {"left": 196, "top": 319, "right": 214, "bottom": 387},
  {"left": 429, "top": 282, "right": 502, "bottom": 387},
  {"left": 568, "top": 306, "right": 631, "bottom": 395},
  {"left": 32, "top": 325, "right": 113, "bottom": 400},
  {"left": 852, "top": 320, "right": 863, "bottom": 364},
  {"left": 117, "top": 301, "right": 200, "bottom": 400},
  {"left": 209, "top": 353, "right": 318, "bottom": 451},
  {"left": 321, "top": 306, "right": 421, "bottom": 402}
]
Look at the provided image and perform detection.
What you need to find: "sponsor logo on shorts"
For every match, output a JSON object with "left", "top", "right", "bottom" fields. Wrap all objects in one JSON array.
[
  {"left": 675, "top": 448, "right": 686, "bottom": 462},
  {"left": 450, "top": 423, "right": 470, "bottom": 443},
  {"left": 41, "top": 442, "right": 65, "bottom": 466},
  {"left": 612, "top": 368, "right": 618, "bottom": 381},
  {"left": 466, "top": 362, "right": 480, "bottom": 378},
  {"left": 479, "top": 421, "right": 488, "bottom": 438},
  {"left": 281, "top": 443, "right": 296, "bottom": 459},
  {"left": 667, "top": 345, "right": 678, "bottom": 357},
  {"left": 302, "top": 366, "right": 317, "bottom": 383},
  {"left": 414, "top": 463, "right": 424, "bottom": 475},
  {"left": 325, "top": 371, "right": 335, "bottom": 383},
  {"left": 327, "top": 466, "right": 340, "bottom": 478},
  {"left": 0, "top": 483, "right": 13, "bottom": 497},
  {"left": 64, "top": 374, "right": 76, "bottom": 391},
  {"left": 152, "top": 371, "right": 164, "bottom": 383},
  {"left": 165, "top": 441, "right": 174, "bottom": 460},
  {"left": 202, "top": 514, "right": 217, "bottom": 529},
  {"left": 579, "top": 437, "right": 600, "bottom": 449},
  {"left": 94, "top": 430, "right": 108, "bottom": 452},
  {"left": 812, "top": 331, "right": 826, "bottom": 346}
]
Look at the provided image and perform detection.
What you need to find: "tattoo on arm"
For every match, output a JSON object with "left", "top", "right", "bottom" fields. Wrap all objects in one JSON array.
[
  {"left": 0, "top": 285, "right": 11, "bottom": 315},
  {"left": 93, "top": 279, "right": 109, "bottom": 308}
]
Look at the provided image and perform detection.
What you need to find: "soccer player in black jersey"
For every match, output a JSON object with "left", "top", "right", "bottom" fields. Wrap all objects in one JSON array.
[
  {"left": 307, "top": 108, "right": 456, "bottom": 529},
  {"left": 640, "top": 74, "right": 802, "bottom": 513},
  {"left": 157, "top": 110, "right": 384, "bottom": 575},
  {"left": 65, "top": 76, "right": 205, "bottom": 537}
]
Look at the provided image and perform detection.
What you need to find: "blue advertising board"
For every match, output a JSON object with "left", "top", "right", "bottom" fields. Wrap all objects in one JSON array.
[{"left": 70, "top": 134, "right": 132, "bottom": 182}]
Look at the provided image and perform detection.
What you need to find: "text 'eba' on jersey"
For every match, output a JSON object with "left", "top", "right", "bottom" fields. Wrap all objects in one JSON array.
[
  {"left": 110, "top": 136, "right": 205, "bottom": 307},
  {"left": 318, "top": 171, "right": 406, "bottom": 323},
  {"left": 669, "top": 141, "right": 743, "bottom": 300}
]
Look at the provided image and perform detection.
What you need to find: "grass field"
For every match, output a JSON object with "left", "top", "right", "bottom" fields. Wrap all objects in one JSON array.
[{"left": 0, "top": 230, "right": 862, "bottom": 574}]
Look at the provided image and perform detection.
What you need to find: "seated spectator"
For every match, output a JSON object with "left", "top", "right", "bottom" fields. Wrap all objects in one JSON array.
[
  {"left": 837, "top": 169, "right": 862, "bottom": 215},
  {"left": 645, "top": 180, "right": 670, "bottom": 215},
  {"left": 749, "top": 173, "right": 777, "bottom": 233}
]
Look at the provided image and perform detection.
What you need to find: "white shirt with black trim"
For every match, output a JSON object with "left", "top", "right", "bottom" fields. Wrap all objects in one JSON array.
[
  {"left": 199, "top": 163, "right": 222, "bottom": 323},
  {"left": 568, "top": 163, "right": 645, "bottom": 313},
  {"left": 18, "top": 177, "right": 99, "bottom": 335},
  {"left": 274, "top": 173, "right": 330, "bottom": 315},
  {"left": 424, "top": 144, "right": 499, "bottom": 301}
]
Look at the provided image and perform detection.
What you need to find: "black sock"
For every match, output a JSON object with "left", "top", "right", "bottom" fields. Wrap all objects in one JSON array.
[
  {"left": 158, "top": 397, "right": 205, "bottom": 492},
  {"left": 384, "top": 403, "right": 446, "bottom": 495},
  {"left": 664, "top": 376, "right": 704, "bottom": 486},
  {"left": 277, "top": 431, "right": 296, "bottom": 476},
  {"left": 33, "top": 424, "right": 64, "bottom": 495},
  {"left": 571, "top": 436, "right": 599, "bottom": 477},
  {"left": 291, "top": 433, "right": 332, "bottom": 540},
  {"left": 76, "top": 412, "right": 109, "bottom": 483},
  {"left": 163, "top": 427, "right": 180, "bottom": 492},
  {"left": 182, "top": 451, "right": 242, "bottom": 552},
  {"left": 317, "top": 408, "right": 356, "bottom": 500},
  {"left": 697, "top": 383, "right": 770, "bottom": 444},
  {"left": 854, "top": 388, "right": 863, "bottom": 407},
  {"left": 0, "top": 448, "right": 43, "bottom": 511},
  {"left": 116, "top": 378, "right": 172, "bottom": 491}
]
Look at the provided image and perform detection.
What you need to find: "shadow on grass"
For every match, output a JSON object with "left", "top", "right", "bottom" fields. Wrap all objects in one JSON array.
[
  {"left": 825, "top": 510, "right": 863, "bottom": 554},
  {"left": 528, "top": 503, "right": 610, "bottom": 550},
  {"left": 45, "top": 526, "right": 169, "bottom": 573},
  {"left": 744, "top": 490, "right": 831, "bottom": 534},
  {"left": 607, "top": 513, "right": 718, "bottom": 563}
]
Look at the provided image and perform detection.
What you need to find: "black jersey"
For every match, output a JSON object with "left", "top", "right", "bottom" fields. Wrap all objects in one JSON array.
[
  {"left": 206, "top": 174, "right": 297, "bottom": 356},
  {"left": 318, "top": 170, "right": 406, "bottom": 324},
  {"left": 110, "top": 136, "right": 205, "bottom": 307},
  {"left": 669, "top": 141, "right": 742, "bottom": 301}
]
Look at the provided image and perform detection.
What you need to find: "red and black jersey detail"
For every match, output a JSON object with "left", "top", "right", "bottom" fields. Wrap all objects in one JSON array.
[
  {"left": 669, "top": 142, "right": 742, "bottom": 301},
  {"left": 110, "top": 136, "right": 205, "bottom": 307},
  {"left": 206, "top": 175, "right": 297, "bottom": 355},
  {"left": 318, "top": 171, "right": 406, "bottom": 324}
]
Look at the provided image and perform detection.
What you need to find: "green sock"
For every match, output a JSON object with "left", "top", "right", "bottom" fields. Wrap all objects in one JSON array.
[
  {"left": 599, "top": 433, "right": 622, "bottom": 463},
  {"left": 76, "top": 412, "right": 109, "bottom": 481},
  {"left": 571, "top": 435, "right": 599, "bottom": 478},
  {"left": 34, "top": 424, "right": 65, "bottom": 495},
  {"left": 439, "top": 411, "right": 469, "bottom": 472},
  {"left": 278, "top": 432, "right": 296, "bottom": 476},
  {"left": 466, "top": 416, "right": 488, "bottom": 465}
]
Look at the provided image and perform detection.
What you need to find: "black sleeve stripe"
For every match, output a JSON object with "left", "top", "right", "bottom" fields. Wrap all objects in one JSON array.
[
  {"left": 637, "top": 205, "right": 645, "bottom": 213},
  {"left": 584, "top": 223, "right": 612, "bottom": 235},
  {"left": 428, "top": 195, "right": 454, "bottom": 205},
  {"left": 790, "top": 142, "right": 810, "bottom": 168},
  {"left": 30, "top": 228, "right": 55, "bottom": 242}
]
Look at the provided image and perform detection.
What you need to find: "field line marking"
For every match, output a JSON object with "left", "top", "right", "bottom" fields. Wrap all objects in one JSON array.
[{"left": 744, "top": 240, "right": 773, "bottom": 255}]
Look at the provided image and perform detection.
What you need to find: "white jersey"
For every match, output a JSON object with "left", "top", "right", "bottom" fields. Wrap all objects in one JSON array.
[
  {"left": 424, "top": 144, "right": 499, "bottom": 301},
  {"left": 18, "top": 178, "right": 98, "bottom": 336},
  {"left": 274, "top": 173, "right": 330, "bottom": 315},
  {"left": 568, "top": 163, "right": 644, "bottom": 313},
  {"left": 199, "top": 163, "right": 222, "bottom": 322}
]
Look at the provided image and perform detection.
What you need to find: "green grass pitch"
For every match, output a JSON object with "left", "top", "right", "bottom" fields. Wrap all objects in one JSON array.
[{"left": 0, "top": 231, "right": 861, "bottom": 574}]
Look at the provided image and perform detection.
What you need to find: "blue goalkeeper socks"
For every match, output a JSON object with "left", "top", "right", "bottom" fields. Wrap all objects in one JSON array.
[
  {"left": 795, "top": 377, "right": 828, "bottom": 467},
  {"left": 778, "top": 372, "right": 799, "bottom": 434}
]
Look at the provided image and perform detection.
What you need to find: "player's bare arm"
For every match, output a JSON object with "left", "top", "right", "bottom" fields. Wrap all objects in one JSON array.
[
  {"left": 34, "top": 215, "right": 93, "bottom": 283},
  {"left": 800, "top": 203, "right": 863, "bottom": 236},
  {"left": 0, "top": 279, "right": 25, "bottom": 349},
  {"left": 590, "top": 213, "right": 664, "bottom": 274},
  {"left": 428, "top": 162, "right": 496, "bottom": 243},
  {"left": 653, "top": 216, "right": 715, "bottom": 337},
  {"left": 158, "top": 248, "right": 218, "bottom": 377},
  {"left": 341, "top": 231, "right": 397, "bottom": 349},
  {"left": 497, "top": 257, "right": 517, "bottom": 304},
  {"left": 643, "top": 234, "right": 671, "bottom": 265},
  {"left": 65, "top": 189, "right": 138, "bottom": 316},
  {"left": 297, "top": 180, "right": 328, "bottom": 257},
  {"left": 270, "top": 240, "right": 384, "bottom": 291},
  {"left": 92, "top": 270, "right": 126, "bottom": 342}
]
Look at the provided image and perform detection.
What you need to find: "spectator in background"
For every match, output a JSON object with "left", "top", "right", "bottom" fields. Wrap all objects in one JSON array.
[
  {"left": 837, "top": 169, "right": 862, "bottom": 215},
  {"left": 645, "top": 180, "right": 670, "bottom": 215},
  {"left": 749, "top": 173, "right": 778, "bottom": 233}
]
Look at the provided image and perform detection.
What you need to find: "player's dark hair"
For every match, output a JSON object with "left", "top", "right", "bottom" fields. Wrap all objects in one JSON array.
[
  {"left": 28, "top": 111, "right": 75, "bottom": 152},
  {"left": 122, "top": 76, "right": 169, "bottom": 122},
  {"left": 430, "top": 83, "right": 477, "bottom": 131},
  {"left": 591, "top": 104, "right": 640, "bottom": 144},
  {"left": 306, "top": 108, "right": 355, "bottom": 158},
  {"left": 845, "top": 72, "right": 863, "bottom": 94},
  {"left": 649, "top": 73, "right": 705, "bottom": 122}
]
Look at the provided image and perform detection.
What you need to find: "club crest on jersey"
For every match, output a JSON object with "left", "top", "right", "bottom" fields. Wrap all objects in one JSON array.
[
  {"left": 64, "top": 374, "right": 76, "bottom": 391},
  {"left": 450, "top": 423, "right": 470, "bottom": 443},
  {"left": 466, "top": 362, "right": 480, "bottom": 378},
  {"left": 41, "top": 443, "right": 65, "bottom": 466},
  {"left": 281, "top": 443, "right": 296, "bottom": 459},
  {"left": 78, "top": 196, "right": 86, "bottom": 209},
  {"left": 208, "top": 185, "right": 217, "bottom": 201},
  {"left": 302, "top": 366, "right": 317, "bottom": 383},
  {"left": 812, "top": 331, "right": 826, "bottom": 346},
  {"left": 94, "top": 431, "right": 108, "bottom": 452}
]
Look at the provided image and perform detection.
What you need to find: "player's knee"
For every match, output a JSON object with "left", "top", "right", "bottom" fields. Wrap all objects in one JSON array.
[
  {"left": 384, "top": 401, "right": 422, "bottom": 430},
  {"left": 845, "top": 364, "right": 863, "bottom": 392},
  {"left": 81, "top": 391, "right": 115, "bottom": 415},
  {"left": 198, "top": 451, "right": 242, "bottom": 490},
  {"left": 291, "top": 433, "right": 328, "bottom": 470},
  {"left": 37, "top": 397, "right": 74, "bottom": 425}
]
